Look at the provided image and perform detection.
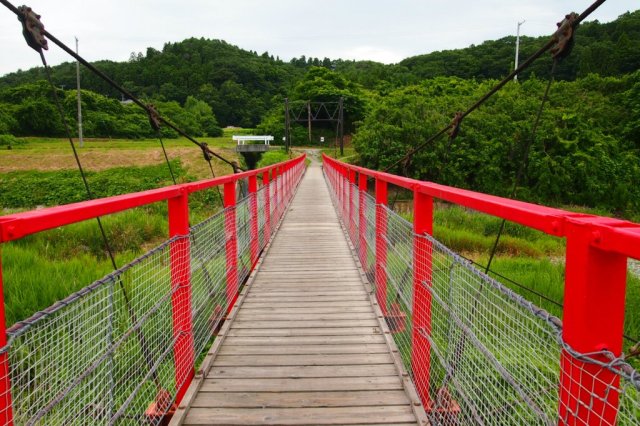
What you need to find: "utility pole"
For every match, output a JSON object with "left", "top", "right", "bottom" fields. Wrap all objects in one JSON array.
[
  {"left": 514, "top": 20, "right": 525, "bottom": 82},
  {"left": 307, "top": 101, "right": 312, "bottom": 144},
  {"left": 284, "top": 97, "right": 290, "bottom": 153},
  {"left": 75, "top": 37, "right": 84, "bottom": 147}
]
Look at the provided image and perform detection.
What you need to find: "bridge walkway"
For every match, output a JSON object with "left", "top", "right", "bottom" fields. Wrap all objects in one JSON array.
[{"left": 171, "top": 161, "right": 426, "bottom": 425}]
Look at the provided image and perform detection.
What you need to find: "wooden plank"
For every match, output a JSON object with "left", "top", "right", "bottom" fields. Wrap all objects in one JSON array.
[
  {"left": 226, "top": 327, "right": 382, "bottom": 337},
  {"left": 230, "top": 319, "right": 380, "bottom": 329},
  {"left": 235, "top": 312, "right": 376, "bottom": 321},
  {"left": 200, "top": 376, "right": 404, "bottom": 392},
  {"left": 212, "top": 353, "right": 394, "bottom": 367},
  {"left": 242, "top": 296, "right": 370, "bottom": 303},
  {"left": 250, "top": 282, "right": 365, "bottom": 288},
  {"left": 191, "top": 390, "right": 411, "bottom": 408},
  {"left": 241, "top": 301, "right": 374, "bottom": 308},
  {"left": 207, "top": 364, "right": 398, "bottom": 379},
  {"left": 246, "top": 290, "right": 367, "bottom": 297},
  {"left": 183, "top": 405, "right": 417, "bottom": 425},
  {"left": 222, "top": 334, "right": 386, "bottom": 346},
  {"left": 237, "top": 306, "right": 373, "bottom": 314},
  {"left": 219, "top": 344, "right": 390, "bottom": 355}
]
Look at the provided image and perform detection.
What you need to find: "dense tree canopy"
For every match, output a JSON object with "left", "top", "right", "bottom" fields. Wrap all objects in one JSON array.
[
  {"left": 0, "top": 81, "right": 222, "bottom": 138},
  {"left": 354, "top": 72, "right": 640, "bottom": 215}
]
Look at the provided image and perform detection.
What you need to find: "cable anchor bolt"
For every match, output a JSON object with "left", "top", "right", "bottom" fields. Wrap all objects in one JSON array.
[
  {"left": 551, "top": 12, "right": 578, "bottom": 60},
  {"left": 17, "top": 6, "right": 48, "bottom": 52},
  {"left": 146, "top": 104, "right": 162, "bottom": 132}
]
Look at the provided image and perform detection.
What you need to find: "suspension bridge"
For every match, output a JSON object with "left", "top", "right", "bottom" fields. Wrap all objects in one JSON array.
[
  {"left": 1, "top": 0, "right": 640, "bottom": 424},
  {"left": 0, "top": 151, "right": 639, "bottom": 425}
]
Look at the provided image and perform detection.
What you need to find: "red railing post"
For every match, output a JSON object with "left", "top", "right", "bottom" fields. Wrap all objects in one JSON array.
[
  {"left": 342, "top": 166, "right": 348, "bottom": 220},
  {"left": 375, "top": 178, "right": 388, "bottom": 315},
  {"left": 168, "top": 190, "right": 194, "bottom": 401},
  {"left": 358, "top": 173, "right": 368, "bottom": 269},
  {"left": 273, "top": 168, "right": 279, "bottom": 222},
  {"left": 248, "top": 175, "right": 259, "bottom": 268},
  {"left": 224, "top": 181, "right": 238, "bottom": 312},
  {"left": 0, "top": 262, "right": 14, "bottom": 426},
  {"left": 558, "top": 221, "right": 627, "bottom": 425},
  {"left": 263, "top": 171, "right": 271, "bottom": 242},
  {"left": 411, "top": 190, "right": 434, "bottom": 406},
  {"left": 348, "top": 170, "right": 356, "bottom": 243}
]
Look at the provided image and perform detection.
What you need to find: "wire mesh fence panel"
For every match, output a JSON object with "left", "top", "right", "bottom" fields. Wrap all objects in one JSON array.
[
  {"left": 257, "top": 185, "right": 267, "bottom": 250},
  {"left": 362, "top": 190, "right": 377, "bottom": 281},
  {"left": 269, "top": 178, "right": 279, "bottom": 234},
  {"left": 382, "top": 206, "right": 414, "bottom": 375},
  {"left": 421, "top": 235, "right": 561, "bottom": 425},
  {"left": 236, "top": 196, "right": 252, "bottom": 285},
  {"left": 348, "top": 182, "right": 359, "bottom": 247},
  {"left": 190, "top": 211, "right": 227, "bottom": 358},
  {"left": 3, "top": 238, "right": 183, "bottom": 425}
]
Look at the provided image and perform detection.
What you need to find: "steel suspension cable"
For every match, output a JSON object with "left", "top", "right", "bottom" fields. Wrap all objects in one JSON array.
[
  {"left": 378, "top": 0, "right": 606, "bottom": 177},
  {"left": 0, "top": 0, "right": 242, "bottom": 173},
  {"left": 436, "top": 59, "right": 559, "bottom": 410},
  {"left": 37, "top": 48, "right": 163, "bottom": 392},
  {"left": 484, "top": 59, "right": 558, "bottom": 274}
]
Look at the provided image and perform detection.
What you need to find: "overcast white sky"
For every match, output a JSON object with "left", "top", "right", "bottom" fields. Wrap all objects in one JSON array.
[{"left": 0, "top": 0, "right": 637, "bottom": 77}]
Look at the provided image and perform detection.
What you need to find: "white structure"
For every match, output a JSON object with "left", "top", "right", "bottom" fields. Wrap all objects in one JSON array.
[{"left": 232, "top": 135, "right": 274, "bottom": 146}]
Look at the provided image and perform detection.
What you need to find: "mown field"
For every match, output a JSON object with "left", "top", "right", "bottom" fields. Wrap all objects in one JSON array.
[{"left": 0, "top": 132, "right": 247, "bottom": 325}]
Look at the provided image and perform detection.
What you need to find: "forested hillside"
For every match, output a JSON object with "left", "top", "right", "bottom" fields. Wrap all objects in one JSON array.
[
  {"left": 0, "top": 10, "right": 639, "bottom": 215},
  {"left": 399, "top": 10, "right": 640, "bottom": 82},
  {"left": 1, "top": 11, "right": 638, "bottom": 124}
]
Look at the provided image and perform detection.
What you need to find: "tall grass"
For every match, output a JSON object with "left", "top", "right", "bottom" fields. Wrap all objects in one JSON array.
[{"left": 399, "top": 204, "right": 640, "bottom": 347}]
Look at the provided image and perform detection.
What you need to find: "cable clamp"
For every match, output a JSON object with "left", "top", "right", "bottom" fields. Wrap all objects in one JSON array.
[
  {"left": 17, "top": 6, "right": 48, "bottom": 52},
  {"left": 146, "top": 104, "right": 161, "bottom": 131},
  {"left": 200, "top": 142, "right": 213, "bottom": 162},
  {"left": 449, "top": 112, "right": 463, "bottom": 141},
  {"left": 551, "top": 13, "right": 578, "bottom": 60}
]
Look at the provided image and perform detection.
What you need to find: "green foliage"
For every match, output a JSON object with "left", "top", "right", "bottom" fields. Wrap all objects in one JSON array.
[
  {"left": 183, "top": 96, "right": 223, "bottom": 136},
  {"left": 258, "top": 67, "right": 369, "bottom": 146},
  {"left": 256, "top": 150, "right": 289, "bottom": 168},
  {"left": 0, "top": 134, "right": 23, "bottom": 148},
  {"left": 0, "top": 161, "right": 185, "bottom": 208},
  {"left": 354, "top": 74, "right": 640, "bottom": 216},
  {"left": 0, "top": 80, "right": 224, "bottom": 139},
  {"left": 0, "top": 38, "right": 302, "bottom": 128},
  {"left": 399, "top": 11, "right": 640, "bottom": 83}
]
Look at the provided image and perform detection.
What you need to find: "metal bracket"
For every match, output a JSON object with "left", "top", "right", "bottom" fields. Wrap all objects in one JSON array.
[
  {"left": 551, "top": 13, "right": 578, "bottom": 60},
  {"left": 146, "top": 104, "right": 161, "bottom": 131},
  {"left": 17, "top": 6, "right": 48, "bottom": 52}
]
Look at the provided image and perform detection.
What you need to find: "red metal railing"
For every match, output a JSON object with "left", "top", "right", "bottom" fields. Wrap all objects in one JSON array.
[
  {"left": 0, "top": 154, "right": 306, "bottom": 425},
  {"left": 323, "top": 154, "right": 640, "bottom": 425}
]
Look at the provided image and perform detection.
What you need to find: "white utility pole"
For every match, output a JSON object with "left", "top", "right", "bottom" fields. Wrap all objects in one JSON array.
[
  {"left": 514, "top": 20, "right": 525, "bottom": 82},
  {"left": 76, "top": 37, "right": 84, "bottom": 147}
]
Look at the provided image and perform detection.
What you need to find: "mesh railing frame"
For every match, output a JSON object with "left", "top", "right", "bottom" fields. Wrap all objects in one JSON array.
[
  {"left": 323, "top": 161, "right": 640, "bottom": 426},
  {"left": 0, "top": 158, "right": 306, "bottom": 425}
]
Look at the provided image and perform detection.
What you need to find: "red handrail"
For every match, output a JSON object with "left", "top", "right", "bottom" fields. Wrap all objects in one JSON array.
[
  {"left": 0, "top": 154, "right": 306, "bottom": 425},
  {"left": 323, "top": 153, "right": 639, "bottom": 424}
]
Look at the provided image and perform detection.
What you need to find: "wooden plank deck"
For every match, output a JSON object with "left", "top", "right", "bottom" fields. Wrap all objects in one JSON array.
[{"left": 171, "top": 160, "right": 427, "bottom": 425}]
